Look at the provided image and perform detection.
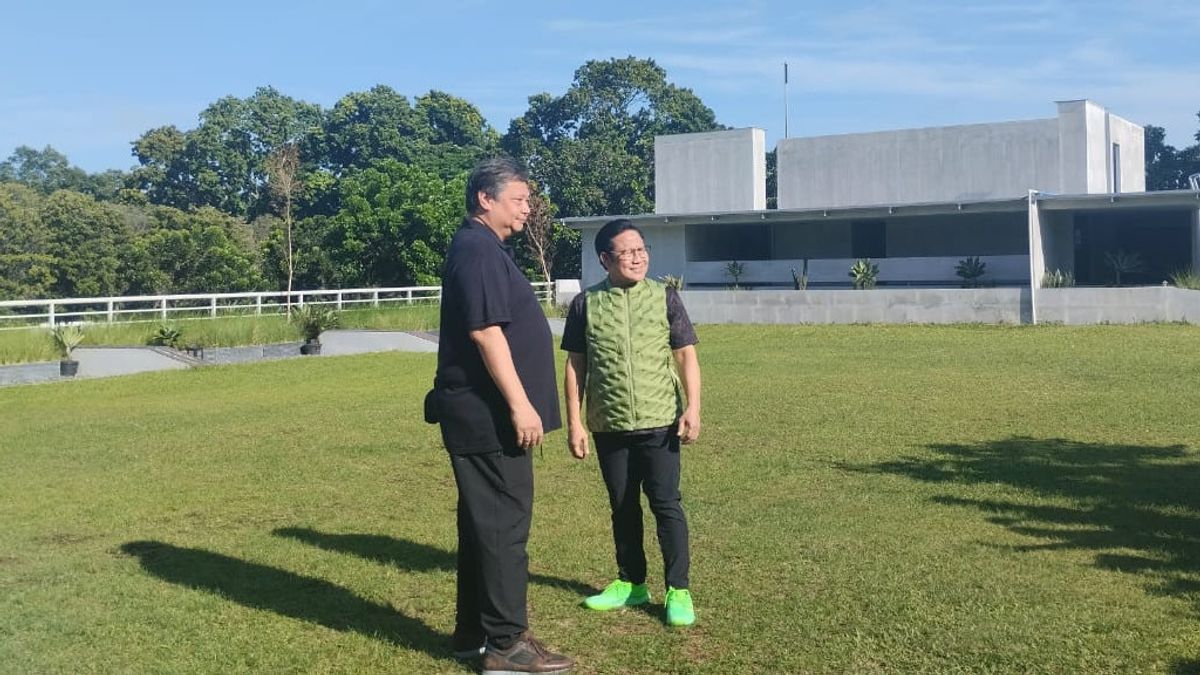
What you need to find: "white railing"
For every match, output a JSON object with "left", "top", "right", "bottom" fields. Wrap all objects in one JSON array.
[{"left": 0, "top": 283, "right": 554, "bottom": 329}]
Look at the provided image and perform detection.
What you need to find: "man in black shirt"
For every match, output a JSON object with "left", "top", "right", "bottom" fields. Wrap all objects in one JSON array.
[{"left": 434, "top": 157, "right": 573, "bottom": 674}]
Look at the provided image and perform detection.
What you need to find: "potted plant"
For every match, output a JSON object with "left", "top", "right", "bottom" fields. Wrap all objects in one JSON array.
[
  {"left": 51, "top": 324, "right": 86, "bottom": 377},
  {"left": 849, "top": 258, "right": 879, "bottom": 289},
  {"left": 294, "top": 304, "right": 340, "bottom": 355},
  {"left": 955, "top": 256, "right": 987, "bottom": 288}
]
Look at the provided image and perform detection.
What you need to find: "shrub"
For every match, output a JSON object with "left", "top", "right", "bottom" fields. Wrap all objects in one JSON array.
[
  {"left": 1104, "top": 249, "right": 1144, "bottom": 286},
  {"left": 50, "top": 324, "right": 86, "bottom": 360},
  {"left": 849, "top": 259, "right": 879, "bottom": 290},
  {"left": 791, "top": 259, "right": 809, "bottom": 290},
  {"left": 955, "top": 256, "right": 987, "bottom": 288},
  {"left": 149, "top": 324, "right": 183, "bottom": 349},
  {"left": 659, "top": 274, "right": 684, "bottom": 291},
  {"left": 293, "top": 304, "right": 340, "bottom": 342},
  {"left": 1169, "top": 268, "right": 1200, "bottom": 290},
  {"left": 724, "top": 261, "right": 745, "bottom": 289},
  {"left": 1042, "top": 269, "right": 1076, "bottom": 288}
]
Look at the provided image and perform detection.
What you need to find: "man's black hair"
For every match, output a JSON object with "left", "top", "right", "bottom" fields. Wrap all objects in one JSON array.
[
  {"left": 594, "top": 218, "right": 644, "bottom": 257},
  {"left": 466, "top": 157, "right": 529, "bottom": 214}
]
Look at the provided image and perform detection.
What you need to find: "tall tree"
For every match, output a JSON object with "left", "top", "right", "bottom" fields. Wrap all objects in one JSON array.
[
  {"left": 130, "top": 87, "right": 322, "bottom": 218},
  {"left": 127, "top": 206, "right": 263, "bottom": 294},
  {"left": 323, "top": 160, "right": 464, "bottom": 287},
  {"left": 514, "top": 182, "right": 557, "bottom": 283},
  {"left": 0, "top": 146, "right": 89, "bottom": 194},
  {"left": 503, "top": 57, "right": 723, "bottom": 218},
  {"left": 266, "top": 143, "right": 301, "bottom": 303},
  {"left": 0, "top": 184, "right": 54, "bottom": 300},
  {"left": 42, "top": 190, "right": 130, "bottom": 297}
]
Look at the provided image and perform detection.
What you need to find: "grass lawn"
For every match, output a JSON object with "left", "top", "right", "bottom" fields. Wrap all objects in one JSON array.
[{"left": 1, "top": 324, "right": 1199, "bottom": 673}]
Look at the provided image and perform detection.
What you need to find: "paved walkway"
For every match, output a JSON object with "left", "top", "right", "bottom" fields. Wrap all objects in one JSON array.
[{"left": 0, "top": 321, "right": 565, "bottom": 388}]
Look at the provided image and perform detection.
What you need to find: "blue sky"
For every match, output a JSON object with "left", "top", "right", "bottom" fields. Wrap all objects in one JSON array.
[{"left": 4, "top": 0, "right": 1199, "bottom": 173}]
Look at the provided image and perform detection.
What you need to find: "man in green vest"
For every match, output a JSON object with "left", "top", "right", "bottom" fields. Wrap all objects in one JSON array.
[{"left": 560, "top": 218, "right": 702, "bottom": 627}]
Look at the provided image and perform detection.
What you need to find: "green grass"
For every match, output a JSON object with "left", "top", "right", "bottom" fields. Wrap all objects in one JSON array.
[
  {"left": 0, "top": 303, "right": 442, "bottom": 365},
  {"left": 2, "top": 324, "right": 1199, "bottom": 673}
]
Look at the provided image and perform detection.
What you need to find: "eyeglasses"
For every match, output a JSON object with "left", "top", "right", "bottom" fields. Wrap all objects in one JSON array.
[{"left": 608, "top": 245, "right": 651, "bottom": 261}]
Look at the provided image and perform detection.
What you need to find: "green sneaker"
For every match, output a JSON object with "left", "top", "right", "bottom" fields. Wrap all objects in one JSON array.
[
  {"left": 665, "top": 587, "right": 695, "bottom": 626},
  {"left": 583, "top": 579, "right": 651, "bottom": 611}
]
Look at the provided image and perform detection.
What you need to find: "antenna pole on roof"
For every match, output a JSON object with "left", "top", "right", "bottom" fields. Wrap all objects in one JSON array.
[{"left": 783, "top": 62, "right": 790, "bottom": 139}]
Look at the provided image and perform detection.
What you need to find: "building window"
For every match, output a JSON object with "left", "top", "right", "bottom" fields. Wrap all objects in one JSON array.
[
  {"left": 851, "top": 220, "right": 886, "bottom": 258},
  {"left": 1112, "top": 143, "right": 1121, "bottom": 193}
]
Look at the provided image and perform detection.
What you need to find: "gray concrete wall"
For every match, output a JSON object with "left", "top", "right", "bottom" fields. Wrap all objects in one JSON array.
[
  {"left": 1037, "top": 287, "right": 1200, "bottom": 324},
  {"left": 1109, "top": 113, "right": 1146, "bottom": 193},
  {"left": 776, "top": 119, "right": 1059, "bottom": 209},
  {"left": 655, "top": 128, "right": 765, "bottom": 214},
  {"left": 679, "top": 288, "right": 1029, "bottom": 324}
]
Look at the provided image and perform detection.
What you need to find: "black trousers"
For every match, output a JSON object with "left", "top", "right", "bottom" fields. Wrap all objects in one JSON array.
[
  {"left": 594, "top": 426, "right": 690, "bottom": 590},
  {"left": 449, "top": 448, "right": 533, "bottom": 648}
]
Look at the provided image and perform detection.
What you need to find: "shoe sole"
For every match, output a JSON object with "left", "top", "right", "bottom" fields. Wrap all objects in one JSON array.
[
  {"left": 483, "top": 669, "right": 571, "bottom": 675},
  {"left": 583, "top": 596, "right": 652, "bottom": 611}
]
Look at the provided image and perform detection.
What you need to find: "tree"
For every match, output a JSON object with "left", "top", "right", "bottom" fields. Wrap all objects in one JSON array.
[
  {"left": 127, "top": 206, "right": 263, "bottom": 294},
  {"left": 0, "top": 184, "right": 54, "bottom": 300},
  {"left": 130, "top": 87, "right": 322, "bottom": 218},
  {"left": 514, "top": 182, "right": 557, "bottom": 283},
  {"left": 42, "top": 190, "right": 130, "bottom": 297},
  {"left": 503, "top": 57, "right": 723, "bottom": 218},
  {"left": 266, "top": 143, "right": 301, "bottom": 304},
  {"left": 0, "top": 146, "right": 89, "bottom": 194},
  {"left": 1145, "top": 125, "right": 1184, "bottom": 191},
  {"left": 323, "top": 160, "right": 464, "bottom": 287}
]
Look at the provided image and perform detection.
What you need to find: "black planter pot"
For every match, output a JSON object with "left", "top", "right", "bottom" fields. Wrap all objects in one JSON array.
[
  {"left": 60, "top": 359, "right": 79, "bottom": 377},
  {"left": 300, "top": 339, "right": 321, "bottom": 356}
]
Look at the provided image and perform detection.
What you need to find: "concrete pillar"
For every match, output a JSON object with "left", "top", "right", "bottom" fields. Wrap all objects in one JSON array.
[{"left": 1027, "top": 191, "right": 1045, "bottom": 324}]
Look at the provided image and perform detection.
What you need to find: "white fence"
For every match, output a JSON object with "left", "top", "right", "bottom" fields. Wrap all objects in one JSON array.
[{"left": 0, "top": 283, "right": 554, "bottom": 329}]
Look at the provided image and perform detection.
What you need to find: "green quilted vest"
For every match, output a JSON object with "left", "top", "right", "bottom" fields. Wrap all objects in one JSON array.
[{"left": 584, "top": 278, "right": 682, "bottom": 432}]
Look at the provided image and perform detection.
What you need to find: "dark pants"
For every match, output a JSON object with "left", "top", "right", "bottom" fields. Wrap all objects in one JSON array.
[
  {"left": 450, "top": 448, "right": 533, "bottom": 649},
  {"left": 594, "top": 426, "right": 690, "bottom": 590}
]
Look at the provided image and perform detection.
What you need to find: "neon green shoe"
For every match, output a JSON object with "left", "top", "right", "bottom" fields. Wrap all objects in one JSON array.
[
  {"left": 665, "top": 587, "right": 695, "bottom": 626},
  {"left": 583, "top": 580, "right": 651, "bottom": 611}
]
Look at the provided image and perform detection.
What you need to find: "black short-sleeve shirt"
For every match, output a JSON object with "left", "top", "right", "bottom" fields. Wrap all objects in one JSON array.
[
  {"left": 560, "top": 285, "right": 698, "bottom": 354},
  {"left": 435, "top": 218, "right": 562, "bottom": 453}
]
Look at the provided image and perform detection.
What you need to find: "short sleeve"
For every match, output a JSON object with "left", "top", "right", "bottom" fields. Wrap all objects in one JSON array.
[
  {"left": 448, "top": 244, "right": 512, "bottom": 331},
  {"left": 666, "top": 288, "right": 698, "bottom": 349},
  {"left": 559, "top": 293, "right": 587, "bottom": 353}
]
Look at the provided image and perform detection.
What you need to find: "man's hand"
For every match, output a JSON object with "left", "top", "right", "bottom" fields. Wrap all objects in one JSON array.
[
  {"left": 511, "top": 403, "right": 543, "bottom": 450},
  {"left": 568, "top": 424, "right": 590, "bottom": 459},
  {"left": 677, "top": 406, "right": 701, "bottom": 444}
]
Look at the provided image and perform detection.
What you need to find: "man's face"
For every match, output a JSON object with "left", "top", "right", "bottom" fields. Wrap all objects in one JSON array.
[
  {"left": 477, "top": 179, "right": 531, "bottom": 237},
  {"left": 602, "top": 229, "right": 649, "bottom": 286}
]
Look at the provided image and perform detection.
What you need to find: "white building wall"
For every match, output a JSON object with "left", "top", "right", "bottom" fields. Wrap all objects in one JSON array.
[
  {"left": 776, "top": 119, "right": 1060, "bottom": 209},
  {"left": 654, "top": 128, "right": 765, "bottom": 214},
  {"left": 1109, "top": 114, "right": 1146, "bottom": 193}
]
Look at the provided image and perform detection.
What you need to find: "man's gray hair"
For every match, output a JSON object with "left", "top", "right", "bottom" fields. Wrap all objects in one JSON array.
[{"left": 466, "top": 157, "right": 529, "bottom": 214}]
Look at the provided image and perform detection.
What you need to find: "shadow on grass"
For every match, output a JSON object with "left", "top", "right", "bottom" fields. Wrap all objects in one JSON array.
[
  {"left": 1175, "top": 658, "right": 1200, "bottom": 674},
  {"left": 843, "top": 437, "right": 1200, "bottom": 610},
  {"left": 119, "top": 540, "right": 457, "bottom": 664},
  {"left": 272, "top": 527, "right": 595, "bottom": 597}
]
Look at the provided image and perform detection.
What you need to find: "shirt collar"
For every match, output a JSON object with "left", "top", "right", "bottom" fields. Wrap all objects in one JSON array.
[{"left": 462, "top": 216, "right": 515, "bottom": 259}]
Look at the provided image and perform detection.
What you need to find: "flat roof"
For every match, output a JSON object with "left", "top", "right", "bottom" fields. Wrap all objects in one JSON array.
[{"left": 561, "top": 190, "right": 1200, "bottom": 228}]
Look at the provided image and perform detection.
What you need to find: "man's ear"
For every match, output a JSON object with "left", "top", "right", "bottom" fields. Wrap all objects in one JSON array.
[
  {"left": 598, "top": 253, "right": 609, "bottom": 271},
  {"left": 476, "top": 190, "right": 493, "bottom": 212}
]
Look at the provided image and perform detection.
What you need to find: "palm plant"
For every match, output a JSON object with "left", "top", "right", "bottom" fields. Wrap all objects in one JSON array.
[
  {"left": 849, "top": 259, "right": 879, "bottom": 290},
  {"left": 1104, "top": 249, "right": 1144, "bottom": 286}
]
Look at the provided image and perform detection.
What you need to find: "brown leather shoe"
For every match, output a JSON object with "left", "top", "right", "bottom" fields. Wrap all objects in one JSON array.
[{"left": 481, "top": 632, "right": 574, "bottom": 674}]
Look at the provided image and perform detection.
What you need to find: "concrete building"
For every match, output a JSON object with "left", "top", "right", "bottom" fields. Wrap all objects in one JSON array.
[{"left": 565, "top": 100, "right": 1200, "bottom": 295}]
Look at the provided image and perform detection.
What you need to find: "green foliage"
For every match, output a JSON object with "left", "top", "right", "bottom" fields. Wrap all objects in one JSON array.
[
  {"left": 43, "top": 190, "right": 131, "bottom": 298},
  {"left": 1104, "top": 249, "right": 1145, "bottom": 286},
  {"left": 0, "top": 183, "right": 55, "bottom": 300},
  {"left": 503, "top": 57, "right": 722, "bottom": 219},
  {"left": 659, "top": 274, "right": 684, "bottom": 290},
  {"left": 49, "top": 324, "right": 85, "bottom": 359},
  {"left": 724, "top": 260, "right": 745, "bottom": 289},
  {"left": 791, "top": 259, "right": 809, "bottom": 290},
  {"left": 292, "top": 303, "right": 340, "bottom": 341},
  {"left": 849, "top": 258, "right": 879, "bottom": 289},
  {"left": 148, "top": 324, "right": 183, "bottom": 349},
  {"left": 323, "top": 160, "right": 464, "bottom": 287},
  {"left": 1144, "top": 124, "right": 1200, "bottom": 191},
  {"left": 955, "top": 256, "right": 987, "bottom": 288},
  {"left": 1041, "top": 268, "right": 1076, "bottom": 288},
  {"left": 1169, "top": 267, "right": 1200, "bottom": 290}
]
